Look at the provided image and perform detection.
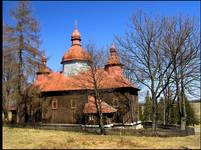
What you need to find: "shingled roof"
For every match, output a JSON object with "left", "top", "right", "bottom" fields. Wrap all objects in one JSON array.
[
  {"left": 61, "top": 27, "right": 92, "bottom": 63},
  {"left": 37, "top": 55, "right": 51, "bottom": 75},
  {"left": 106, "top": 43, "right": 123, "bottom": 66},
  {"left": 34, "top": 68, "right": 139, "bottom": 92},
  {"left": 61, "top": 45, "right": 91, "bottom": 63},
  {"left": 83, "top": 96, "right": 117, "bottom": 114},
  {"left": 34, "top": 27, "right": 139, "bottom": 93}
]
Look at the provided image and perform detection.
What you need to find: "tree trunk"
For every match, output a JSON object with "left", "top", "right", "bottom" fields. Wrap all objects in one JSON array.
[
  {"left": 3, "top": 104, "right": 9, "bottom": 123},
  {"left": 163, "top": 97, "right": 166, "bottom": 125},
  {"left": 152, "top": 95, "right": 157, "bottom": 132},
  {"left": 180, "top": 74, "right": 187, "bottom": 130},
  {"left": 94, "top": 94, "right": 105, "bottom": 135},
  {"left": 181, "top": 117, "right": 186, "bottom": 130},
  {"left": 180, "top": 52, "right": 187, "bottom": 131},
  {"left": 17, "top": 33, "right": 24, "bottom": 125},
  {"left": 99, "top": 112, "right": 105, "bottom": 135},
  {"left": 151, "top": 82, "right": 157, "bottom": 132},
  {"left": 24, "top": 95, "right": 29, "bottom": 123},
  {"left": 167, "top": 105, "right": 171, "bottom": 124}
]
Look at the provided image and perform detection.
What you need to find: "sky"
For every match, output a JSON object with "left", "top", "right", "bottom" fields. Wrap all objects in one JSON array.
[{"left": 3, "top": 1, "right": 200, "bottom": 101}]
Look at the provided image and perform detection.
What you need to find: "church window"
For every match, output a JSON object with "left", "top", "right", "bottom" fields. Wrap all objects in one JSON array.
[
  {"left": 71, "top": 99, "right": 76, "bottom": 109},
  {"left": 89, "top": 115, "right": 94, "bottom": 121},
  {"left": 52, "top": 99, "right": 58, "bottom": 109},
  {"left": 113, "top": 98, "right": 119, "bottom": 108}
]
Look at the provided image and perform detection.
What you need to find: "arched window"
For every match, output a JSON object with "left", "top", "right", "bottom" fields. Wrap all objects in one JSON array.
[
  {"left": 113, "top": 98, "right": 119, "bottom": 108},
  {"left": 52, "top": 99, "right": 58, "bottom": 109},
  {"left": 71, "top": 99, "right": 76, "bottom": 109},
  {"left": 89, "top": 115, "right": 94, "bottom": 121}
]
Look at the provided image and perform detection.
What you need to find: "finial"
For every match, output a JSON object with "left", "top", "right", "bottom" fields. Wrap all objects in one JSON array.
[
  {"left": 41, "top": 53, "right": 47, "bottom": 65},
  {"left": 110, "top": 43, "right": 116, "bottom": 52},
  {"left": 71, "top": 20, "right": 81, "bottom": 45},
  {"left": 74, "top": 20, "right": 78, "bottom": 29},
  {"left": 111, "top": 42, "right": 115, "bottom": 49}
]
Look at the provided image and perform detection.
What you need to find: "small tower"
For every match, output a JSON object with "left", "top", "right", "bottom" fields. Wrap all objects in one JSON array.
[
  {"left": 105, "top": 43, "right": 123, "bottom": 76},
  {"left": 71, "top": 20, "right": 81, "bottom": 46},
  {"left": 61, "top": 23, "right": 91, "bottom": 76},
  {"left": 36, "top": 54, "right": 51, "bottom": 81}
]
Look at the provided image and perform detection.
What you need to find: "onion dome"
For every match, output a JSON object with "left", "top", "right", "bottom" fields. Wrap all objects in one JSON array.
[
  {"left": 61, "top": 27, "right": 92, "bottom": 64},
  {"left": 106, "top": 43, "right": 123, "bottom": 66},
  {"left": 105, "top": 43, "right": 123, "bottom": 76},
  {"left": 71, "top": 28, "right": 81, "bottom": 45},
  {"left": 37, "top": 55, "right": 51, "bottom": 75}
]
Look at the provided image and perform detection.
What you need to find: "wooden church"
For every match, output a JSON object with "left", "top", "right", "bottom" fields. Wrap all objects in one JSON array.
[{"left": 33, "top": 26, "right": 140, "bottom": 125}]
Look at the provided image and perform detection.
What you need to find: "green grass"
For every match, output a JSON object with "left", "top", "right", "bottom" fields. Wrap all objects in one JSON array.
[{"left": 3, "top": 126, "right": 200, "bottom": 149}]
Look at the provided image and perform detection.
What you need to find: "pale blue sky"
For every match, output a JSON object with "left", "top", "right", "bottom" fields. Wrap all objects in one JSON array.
[{"left": 3, "top": 1, "right": 200, "bottom": 101}]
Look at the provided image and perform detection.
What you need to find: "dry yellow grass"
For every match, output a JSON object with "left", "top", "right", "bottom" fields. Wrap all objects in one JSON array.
[
  {"left": 3, "top": 126, "right": 200, "bottom": 149},
  {"left": 190, "top": 102, "right": 200, "bottom": 122}
]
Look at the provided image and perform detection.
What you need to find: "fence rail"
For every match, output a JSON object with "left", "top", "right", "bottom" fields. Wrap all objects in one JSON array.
[{"left": 4, "top": 123, "right": 195, "bottom": 137}]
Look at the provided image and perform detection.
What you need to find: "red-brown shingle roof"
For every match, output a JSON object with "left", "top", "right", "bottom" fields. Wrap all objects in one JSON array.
[
  {"left": 61, "top": 45, "right": 91, "bottom": 63},
  {"left": 61, "top": 28, "right": 92, "bottom": 63},
  {"left": 106, "top": 43, "right": 122, "bottom": 66},
  {"left": 34, "top": 29, "right": 139, "bottom": 92},
  {"left": 34, "top": 68, "right": 138, "bottom": 92},
  {"left": 83, "top": 96, "right": 117, "bottom": 114},
  {"left": 37, "top": 55, "right": 52, "bottom": 74}
]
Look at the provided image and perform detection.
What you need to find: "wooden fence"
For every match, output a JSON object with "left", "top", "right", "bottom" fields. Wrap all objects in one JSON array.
[{"left": 4, "top": 123, "right": 195, "bottom": 137}]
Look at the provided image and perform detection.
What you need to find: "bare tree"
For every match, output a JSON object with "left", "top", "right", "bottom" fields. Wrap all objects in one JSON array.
[
  {"left": 115, "top": 12, "right": 175, "bottom": 132},
  {"left": 115, "top": 11, "right": 200, "bottom": 131},
  {"left": 72, "top": 43, "right": 107, "bottom": 135},
  {"left": 3, "top": 1, "right": 42, "bottom": 124},
  {"left": 3, "top": 24, "right": 19, "bottom": 122},
  {"left": 161, "top": 71, "right": 174, "bottom": 125},
  {"left": 23, "top": 84, "right": 42, "bottom": 125},
  {"left": 162, "top": 16, "right": 200, "bottom": 130}
]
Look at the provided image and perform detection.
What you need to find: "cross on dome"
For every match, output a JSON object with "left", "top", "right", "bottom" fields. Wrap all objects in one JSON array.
[
  {"left": 110, "top": 42, "right": 116, "bottom": 53},
  {"left": 41, "top": 54, "right": 47, "bottom": 65},
  {"left": 61, "top": 23, "right": 92, "bottom": 65},
  {"left": 74, "top": 19, "right": 78, "bottom": 29},
  {"left": 111, "top": 42, "right": 115, "bottom": 49},
  {"left": 71, "top": 20, "right": 81, "bottom": 46}
]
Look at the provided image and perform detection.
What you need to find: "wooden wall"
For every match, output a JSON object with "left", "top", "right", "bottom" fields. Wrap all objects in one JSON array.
[{"left": 41, "top": 88, "right": 139, "bottom": 124}]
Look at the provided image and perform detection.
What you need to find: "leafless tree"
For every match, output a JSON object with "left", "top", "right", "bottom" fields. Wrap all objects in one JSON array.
[
  {"left": 3, "top": 1, "right": 42, "bottom": 124},
  {"left": 115, "top": 11, "right": 200, "bottom": 131},
  {"left": 72, "top": 43, "right": 107, "bottom": 135},
  {"left": 115, "top": 12, "right": 176, "bottom": 132},
  {"left": 3, "top": 24, "right": 19, "bottom": 122},
  {"left": 161, "top": 71, "right": 174, "bottom": 125},
  {"left": 162, "top": 16, "right": 200, "bottom": 130}
]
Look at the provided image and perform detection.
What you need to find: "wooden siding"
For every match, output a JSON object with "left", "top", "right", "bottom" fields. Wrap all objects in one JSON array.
[{"left": 41, "top": 89, "right": 139, "bottom": 124}]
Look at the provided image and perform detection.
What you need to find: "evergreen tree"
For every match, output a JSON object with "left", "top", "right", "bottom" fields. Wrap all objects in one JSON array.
[
  {"left": 143, "top": 91, "right": 152, "bottom": 121},
  {"left": 157, "top": 98, "right": 164, "bottom": 124},
  {"left": 162, "top": 95, "right": 198, "bottom": 126},
  {"left": 138, "top": 103, "right": 144, "bottom": 121}
]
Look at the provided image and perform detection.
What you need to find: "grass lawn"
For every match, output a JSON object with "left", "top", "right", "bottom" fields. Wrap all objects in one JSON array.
[{"left": 3, "top": 126, "right": 200, "bottom": 149}]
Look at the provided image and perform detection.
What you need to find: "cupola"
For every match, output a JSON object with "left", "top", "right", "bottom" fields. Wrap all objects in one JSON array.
[
  {"left": 71, "top": 27, "right": 81, "bottom": 46},
  {"left": 105, "top": 43, "right": 123, "bottom": 76},
  {"left": 61, "top": 23, "right": 92, "bottom": 76},
  {"left": 36, "top": 54, "right": 51, "bottom": 81}
]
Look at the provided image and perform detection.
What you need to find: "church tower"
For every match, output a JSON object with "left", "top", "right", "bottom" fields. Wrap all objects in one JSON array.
[
  {"left": 36, "top": 54, "right": 51, "bottom": 81},
  {"left": 61, "top": 25, "right": 91, "bottom": 76},
  {"left": 105, "top": 43, "right": 124, "bottom": 76}
]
